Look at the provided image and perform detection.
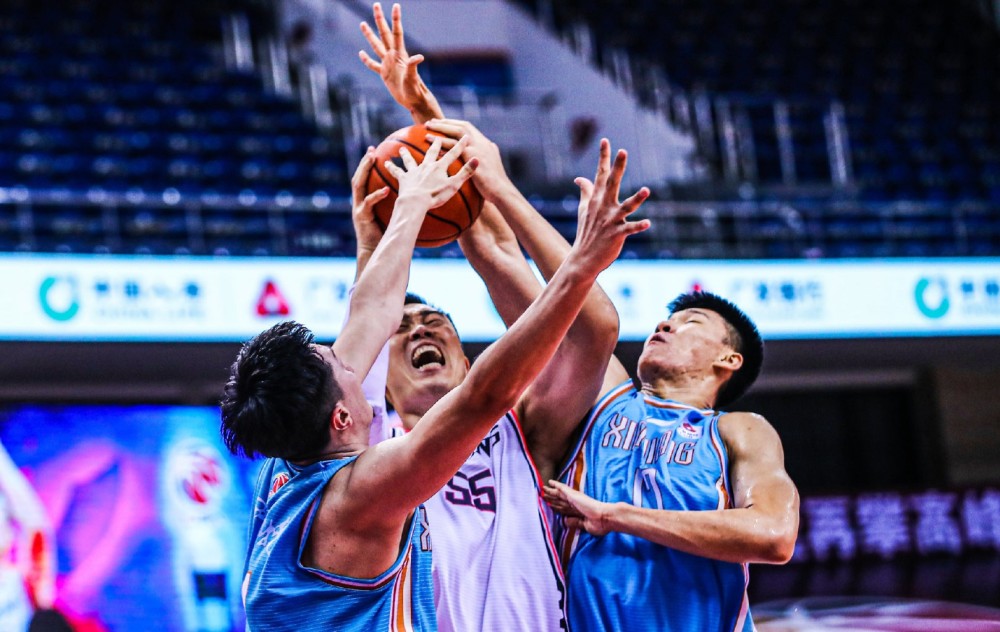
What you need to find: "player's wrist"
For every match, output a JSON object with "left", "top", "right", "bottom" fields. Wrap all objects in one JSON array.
[{"left": 394, "top": 192, "right": 434, "bottom": 215}]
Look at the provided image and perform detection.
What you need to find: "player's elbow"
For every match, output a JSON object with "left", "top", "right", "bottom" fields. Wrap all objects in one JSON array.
[{"left": 759, "top": 520, "right": 798, "bottom": 564}]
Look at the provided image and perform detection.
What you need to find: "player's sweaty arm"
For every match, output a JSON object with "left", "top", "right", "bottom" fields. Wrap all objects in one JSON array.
[
  {"left": 545, "top": 412, "right": 800, "bottom": 564},
  {"left": 334, "top": 137, "right": 475, "bottom": 382},
  {"left": 431, "top": 120, "right": 648, "bottom": 476},
  {"left": 348, "top": 161, "right": 651, "bottom": 523}
]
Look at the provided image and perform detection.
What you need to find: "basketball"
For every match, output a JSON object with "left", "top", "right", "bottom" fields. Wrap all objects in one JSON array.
[{"left": 365, "top": 124, "right": 484, "bottom": 247}]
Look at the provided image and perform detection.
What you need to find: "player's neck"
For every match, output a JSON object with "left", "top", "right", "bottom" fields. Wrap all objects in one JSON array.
[{"left": 639, "top": 377, "right": 717, "bottom": 410}]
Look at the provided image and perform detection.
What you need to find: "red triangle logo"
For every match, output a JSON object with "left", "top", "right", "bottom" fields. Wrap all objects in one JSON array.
[{"left": 256, "top": 280, "right": 291, "bottom": 316}]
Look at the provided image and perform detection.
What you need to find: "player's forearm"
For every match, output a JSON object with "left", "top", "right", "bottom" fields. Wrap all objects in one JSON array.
[
  {"left": 460, "top": 255, "right": 599, "bottom": 420},
  {"left": 606, "top": 502, "right": 798, "bottom": 564},
  {"left": 459, "top": 205, "right": 540, "bottom": 327},
  {"left": 488, "top": 180, "right": 620, "bottom": 346},
  {"left": 349, "top": 199, "right": 427, "bottom": 345}
]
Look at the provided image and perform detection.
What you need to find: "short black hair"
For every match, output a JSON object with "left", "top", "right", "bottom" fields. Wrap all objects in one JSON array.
[
  {"left": 668, "top": 291, "right": 763, "bottom": 408},
  {"left": 220, "top": 321, "right": 342, "bottom": 460},
  {"left": 404, "top": 292, "right": 460, "bottom": 337}
]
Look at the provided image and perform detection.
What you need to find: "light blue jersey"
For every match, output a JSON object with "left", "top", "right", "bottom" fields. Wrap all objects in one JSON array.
[
  {"left": 558, "top": 381, "right": 754, "bottom": 632},
  {"left": 243, "top": 456, "right": 436, "bottom": 631}
]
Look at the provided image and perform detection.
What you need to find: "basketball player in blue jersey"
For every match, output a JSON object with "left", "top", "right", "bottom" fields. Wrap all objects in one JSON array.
[
  {"left": 358, "top": 4, "right": 650, "bottom": 630},
  {"left": 221, "top": 111, "right": 649, "bottom": 631},
  {"left": 412, "top": 98, "right": 801, "bottom": 632}
]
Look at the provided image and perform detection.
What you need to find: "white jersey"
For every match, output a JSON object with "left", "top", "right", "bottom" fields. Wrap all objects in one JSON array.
[{"left": 423, "top": 411, "right": 568, "bottom": 632}]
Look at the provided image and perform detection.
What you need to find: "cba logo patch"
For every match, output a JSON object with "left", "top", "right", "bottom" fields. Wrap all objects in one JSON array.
[
  {"left": 914, "top": 277, "right": 949, "bottom": 319},
  {"left": 39, "top": 276, "right": 80, "bottom": 321},
  {"left": 269, "top": 472, "right": 290, "bottom": 497},
  {"left": 677, "top": 422, "right": 702, "bottom": 439}
]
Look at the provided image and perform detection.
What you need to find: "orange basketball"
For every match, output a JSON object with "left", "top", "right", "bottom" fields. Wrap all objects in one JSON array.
[{"left": 366, "top": 124, "right": 483, "bottom": 247}]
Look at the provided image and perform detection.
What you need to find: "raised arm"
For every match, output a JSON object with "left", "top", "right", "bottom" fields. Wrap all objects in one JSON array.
[
  {"left": 346, "top": 156, "right": 651, "bottom": 525},
  {"left": 429, "top": 120, "right": 647, "bottom": 476},
  {"left": 334, "top": 137, "right": 476, "bottom": 381},
  {"left": 359, "top": 2, "right": 443, "bottom": 124},
  {"left": 544, "top": 412, "right": 800, "bottom": 564}
]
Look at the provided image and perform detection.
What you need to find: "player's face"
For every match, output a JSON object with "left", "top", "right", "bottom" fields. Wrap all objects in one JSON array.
[
  {"left": 386, "top": 303, "right": 469, "bottom": 417},
  {"left": 637, "top": 308, "right": 734, "bottom": 382},
  {"left": 312, "top": 344, "right": 373, "bottom": 428}
]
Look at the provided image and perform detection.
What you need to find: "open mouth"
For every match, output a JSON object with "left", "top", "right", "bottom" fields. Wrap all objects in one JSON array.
[{"left": 410, "top": 343, "right": 445, "bottom": 371}]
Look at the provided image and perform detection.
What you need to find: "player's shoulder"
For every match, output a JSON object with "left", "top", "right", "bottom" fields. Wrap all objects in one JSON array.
[{"left": 717, "top": 411, "right": 781, "bottom": 451}]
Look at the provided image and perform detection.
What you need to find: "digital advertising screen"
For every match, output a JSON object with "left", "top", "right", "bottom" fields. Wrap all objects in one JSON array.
[{"left": 0, "top": 404, "right": 263, "bottom": 631}]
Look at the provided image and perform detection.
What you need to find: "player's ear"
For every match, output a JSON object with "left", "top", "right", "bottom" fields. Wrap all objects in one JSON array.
[
  {"left": 714, "top": 351, "right": 743, "bottom": 373},
  {"left": 331, "top": 402, "right": 354, "bottom": 431}
]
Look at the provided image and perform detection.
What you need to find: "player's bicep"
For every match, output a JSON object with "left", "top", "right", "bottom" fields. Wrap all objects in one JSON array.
[
  {"left": 518, "top": 344, "right": 607, "bottom": 464},
  {"left": 722, "top": 413, "right": 799, "bottom": 517},
  {"left": 342, "top": 388, "right": 478, "bottom": 525}
]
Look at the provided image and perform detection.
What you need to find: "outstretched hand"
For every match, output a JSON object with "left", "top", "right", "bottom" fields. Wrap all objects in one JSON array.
[
  {"left": 424, "top": 118, "right": 510, "bottom": 201},
  {"left": 359, "top": 2, "right": 443, "bottom": 122},
  {"left": 568, "top": 139, "right": 651, "bottom": 276},
  {"left": 385, "top": 135, "right": 479, "bottom": 212},
  {"left": 543, "top": 480, "right": 613, "bottom": 537}
]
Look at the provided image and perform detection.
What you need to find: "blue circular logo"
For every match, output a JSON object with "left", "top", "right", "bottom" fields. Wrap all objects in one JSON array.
[
  {"left": 39, "top": 276, "right": 80, "bottom": 322},
  {"left": 914, "top": 277, "right": 949, "bottom": 319}
]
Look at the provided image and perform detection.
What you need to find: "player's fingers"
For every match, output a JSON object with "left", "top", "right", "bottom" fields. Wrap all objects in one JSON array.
[
  {"left": 351, "top": 147, "right": 377, "bottom": 203},
  {"left": 432, "top": 117, "right": 477, "bottom": 131},
  {"left": 384, "top": 159, "right": 405, "bottom": 180},
  {"left": 374, "top": 2, "right": 393, "bottom": 50},
  {"left": 619, "top": 187, "right": 650, "bottom": 216},
  {"left": 621, "top": 218, "right": 652, "bottom": 237},
  {"left": 398, "top": 146, "right": 419, "bottom": 171},
  {"left": 424, "top": 119, "right": 464, "bottom": 140},
  {"left": 444, "top": 157, "right": 478, "bottom": 190},
  {"left": 574, "top": 176, "right": 595, "bottom": 200},
  {"left": 358, "top": 51, "right": 382, "bottom": 74},
  {"left": 423, "top": 135, "right": 445, "bottom": 163},
  {"left": 593, "top": 138, "right": 611, "bottom": 190},
  {"left": 439, "top": 135, "right": 470, "bottom": 166},
  {"left": 426, "top": 134, "right": 457, "bottom": 150},
  {"left": 361, "top": 186, "right": 390, "bottom": 210},
  {"left": 407, "top": 54, "right": 425, "bottom": 67},
  {"left": 359, "top": 22, "right": 386, "bottom": 58},
  {"left": 391, "top": 3, "right": 406, "bottom": 53},
  {"left": 565, "top": 517, "right": 585, "bottom": 530},
  {"left": 606, "top": 148, "right": 628, "bottom": 202}
]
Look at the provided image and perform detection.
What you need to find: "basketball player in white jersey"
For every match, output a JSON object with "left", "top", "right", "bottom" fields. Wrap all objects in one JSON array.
[{"left": 358, "top": 5, "right": 650, "bottom": 630}]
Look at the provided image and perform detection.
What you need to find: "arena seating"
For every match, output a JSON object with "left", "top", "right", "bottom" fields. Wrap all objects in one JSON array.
[
  {"left": 0, "top": 0, "right": 354, "bottom": 255},
  {"left": 0, "top": 0, "right": 997, "bottom": 258}
]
